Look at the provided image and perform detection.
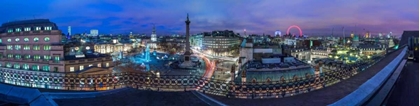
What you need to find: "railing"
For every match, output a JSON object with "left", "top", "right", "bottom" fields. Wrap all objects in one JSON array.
[
  {"left": 0, "top": 49, "right": 397, "bottom": 99},
  {"left": 329, "top": 46, "right": 407, "bottom": 106}
]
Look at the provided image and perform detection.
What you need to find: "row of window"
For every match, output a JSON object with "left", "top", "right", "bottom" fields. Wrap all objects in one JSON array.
[
  {"left": 69, "top": 63, "right": 110, "bottom": 72},
  {"left": 2, "top": 54, "right": 60, "bottom": 62},
  {"left": 0, "top": 37, "right": 50, "bottom": 43},
  {"left": 7, "top": 26, "right": 53, "bottom": 33},
  {"left": 7, "top": 45, "right": 51, "bottom": 50},
  {"left": 1, "top": 63, "right": 50, "bottom": 72}
]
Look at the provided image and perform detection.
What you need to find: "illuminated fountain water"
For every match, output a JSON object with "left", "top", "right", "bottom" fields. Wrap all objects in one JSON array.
[{"left": 145, "top": 44, "right": 151, "bottom": 62}]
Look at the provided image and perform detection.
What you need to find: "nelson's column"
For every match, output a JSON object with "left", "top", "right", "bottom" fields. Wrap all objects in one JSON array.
[{"left": 179, "top": 13, "right": 195, "bottom": 68}]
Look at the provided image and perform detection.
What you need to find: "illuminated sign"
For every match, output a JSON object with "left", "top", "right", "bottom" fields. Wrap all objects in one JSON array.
[{"left": 75, "top": 54, "right": 85, "bottom": 58}]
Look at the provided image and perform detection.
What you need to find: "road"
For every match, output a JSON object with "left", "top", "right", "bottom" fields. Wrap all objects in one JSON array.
[
  {"left": 192, "top": 49, "right": 238, "bottom": 61},
  {"left": 385, "top": 61, "right": 419, "bottom": 106}
]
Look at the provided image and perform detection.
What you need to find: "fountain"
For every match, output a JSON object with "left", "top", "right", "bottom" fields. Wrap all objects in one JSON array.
[{"left": 145, "top": 44, "right": 151, "bottom": 62}]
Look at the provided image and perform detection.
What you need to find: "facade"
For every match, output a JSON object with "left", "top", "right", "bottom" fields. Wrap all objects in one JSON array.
[
  {"left": 90, "top": 29, "right": 98, "bottom": 36},
  {"left": 236, "top": 38, "right": 314, "bottom": 83},
  {"left": 202, "top": 30, "right": 241, "bottom": 56},
  {"left": 0, "top": 19, "right": 113, "bottom": 73}
]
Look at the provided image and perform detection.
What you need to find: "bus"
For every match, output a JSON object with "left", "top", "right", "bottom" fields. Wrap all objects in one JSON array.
[{"left": 407, "top": 36, "right": 419, "bottom": 62}]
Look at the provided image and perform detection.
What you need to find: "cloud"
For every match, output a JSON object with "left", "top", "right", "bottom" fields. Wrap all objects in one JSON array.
[{"left": 0, "top": 0, "right": 417, "bottom": 36}]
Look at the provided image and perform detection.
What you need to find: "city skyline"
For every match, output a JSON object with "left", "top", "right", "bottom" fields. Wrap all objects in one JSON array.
[{"left": 0, "top": 0, "right": 418, "bottom": 36}]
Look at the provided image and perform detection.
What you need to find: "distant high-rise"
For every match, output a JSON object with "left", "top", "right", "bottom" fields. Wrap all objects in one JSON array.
[
  {"left": 68, "top": 26, "right": 71, "bottom": 35},
  {"left": 90, "top": 29, "right": 98, "bottom": 36}
]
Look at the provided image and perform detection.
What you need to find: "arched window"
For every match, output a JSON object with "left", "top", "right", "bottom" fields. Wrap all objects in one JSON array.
[
  {"left": 24, "top": 38, "right": 29, "bottom": 42},
  {"left": 44, "top": 37, "right": 50, "bottom": 42},
  {"left": 34, "top": 37, "right": 39, "bottom": 42}
]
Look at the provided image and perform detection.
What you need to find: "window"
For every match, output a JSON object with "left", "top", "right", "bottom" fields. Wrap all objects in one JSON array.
[
  {"left": 7, "top": 54, "right": 12, "bottom": 59},
  {"left": 45, "top": 26, "right": 52, "bottom": 30},
  {"left": 97, "top": 63, "right": 101, "bottom": 67},
  {"left": 43, "top": 55, "right": 51, "bottom": 61},
  {"left": 7, "top": 39, "right": 11, "bottom": 42},
  {"left": 79, "top": 65, "right": 84, "bottom": 70},
  {"left": 43, "top": 45, "right": 51, "bottom": 50},
  {"left": 6, "top": 63, "right": 12, "bottom": 68},
  {"left": 106, "top": 63, "right": 109, "bottom": 67},
  {"left": 15, "top": 54, "right": 21, "bottom": 59},
  {"left": 34, "top": 55, "right": 40, "bottom": 61},
  {"left": 54, "top": 56, "right": 60, "bottom": 63},
  {"left": 7, "top": 45, "right": 13, "bottom": 50},
  {"left": 23, "top": 45, "right": 30, "bottom": 50},
  {"left": 25, "top": 55, "right": 31, "bottom": 60},
  {"left": 15, "top": 45, "right": 21, "bottom": 50},
  {"left": 24, "top": 27, "right": 31, "bottom": 31},
  {"left": 0, "top": 39, "right": 2, "bottom": 43},
  {"left": 15, "top": 28, "right": 21, "bottom": 32},
  {"left": 70, "top": 67, "right": 74, "bottom": 72},
  {"left": 34, "top": 37, "right": 39, "bottom": 42},
  {"left": 44, "top": 37, "right": 50, "bottom": 42},
  {"left": 23, "top": 64, "right": 29, "bottom": 70},
  {"left": 35, "top": 27, "right": 41, "bottom": 31},
  {"left": 89, "top": 64, "right": 93, "bottom": 67},
  {"left": 24, "top": 38, "right": 29, "bottom": 42},
  {"left": 42, "top": 65, "right": 49, "bottom": 71},
  {"left": 13, "top": 64, "right": 20, "bottom": 69},
  {"left": 15, "top": 38, "right": 19, "bottom": 42},
  {"left": 54, "top": 67, "right": 58, "bottom": 72},
  {"left": 32, "top": 65, "right": 39, "bottom": 71},
  {"left": 7, "top": 29, "right": 13, "bottom": 33},
  {"left": 33, "top": 45, "right": 40, "bottom": 50}
]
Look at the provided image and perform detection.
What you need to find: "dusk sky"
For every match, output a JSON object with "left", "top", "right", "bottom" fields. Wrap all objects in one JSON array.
[{"left": 0, "top": 0, "right": 418, "bottom": 36}]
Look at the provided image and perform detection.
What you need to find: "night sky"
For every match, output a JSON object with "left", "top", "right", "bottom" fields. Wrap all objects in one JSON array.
[{"left": 0, "top": 0, "right": 418, "bottom": 36}]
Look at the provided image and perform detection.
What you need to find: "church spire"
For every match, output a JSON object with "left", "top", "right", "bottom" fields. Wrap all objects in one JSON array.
[{"left": 152, "top": 24, "right": 156, "bottom": 34}]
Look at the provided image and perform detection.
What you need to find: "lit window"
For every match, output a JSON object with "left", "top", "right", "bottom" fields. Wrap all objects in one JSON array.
[
  {"left": 24, "top": 27, "right": 31, "bottom": 31},
  {"left": 97, "top": 63, "right": 101, "bottom": 67},
  {"left": 15, "top": 38, "right": 19, "bottom": 42},
  {"left": 14, "top": 54, "right": 21, "bottom": 59},
  {"left": 34, "top": 55, "right": 41, "bottom": 61},
  {"left": 35, "top": 27, "right": 41, "bottom": 31},
  {"left": 7, "top": 54, "right": 12, "bottom": 58},
  {"left": 42, "top": 65, "right": 49, "bottom": 71},
  {"left": 7, "top": 45, "right": 13, "bottom": 50},
  {"left": 54, "top": 56, "right": 60, "bottom": 62},
  {"left": 44, "top": 26, "right": 52, "bottom": 30},
  {"left": 15, "top": 45, "right": 21, "bottom": 50},
  {"left": 15, "top": 28, "right": 21, "bottom": 32},
  {"left": 6, "top": 63, "right": 11, "bottom": 68},
  {"left": 43, "top": 45, "right": 51, "bottom": 50},
  {"left": 7, "top": 29, "right": 13, "bottom": 33},
  {"left": 7, "top": 39, "right": 11, "bottom": 42},
  {"left": 23, "top": 64, "right": 29, "bottom": 70},
  {"left": 34, "top": 37, "right": 39, "bottom": 42},
  {"left": 24, "top": 38, "right": 29, "bottom": 42},
  {"left": 32, "top": 65, "right": 39, "bottom": 71},
  {"left": 44, "top": 37, "right": 50, "bottom": 42},
  {"left": 0, "top": 39, "right": 2, "bottom": 43},
  {"left": 33, "top": 45, "right": 40, "bottom": 50},
  {"left": 44, "top": 55, "right": 51, "bottom": 61},
  {"left": 80, "top": 65, "right": 84, "bottom": 70},
  {"left": 106, "top": 63, "right": 109, "bottom": 67},
  {"left": 13, "top": 64, "right": 20, "bottom": 69},
  {"left": 89, "top": 64, "right": 93, "bottom": 67},
  {"left": 24, "top": 45, "right": 30, "bottom": 50},
  {"left": 25, "top": 55, "right": 31, "bottom": 59},
  {"left": 70, "top": 67, "right": 74, "bottom": 72}
]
